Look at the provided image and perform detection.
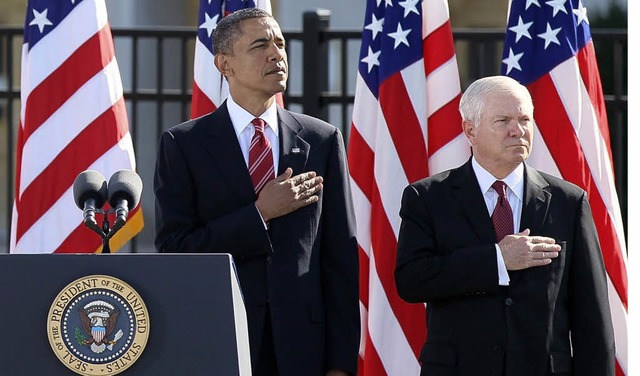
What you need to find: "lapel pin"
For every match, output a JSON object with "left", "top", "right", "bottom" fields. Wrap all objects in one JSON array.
[{"left": 292, "top": 147, "right": 301, "bottom": 154}]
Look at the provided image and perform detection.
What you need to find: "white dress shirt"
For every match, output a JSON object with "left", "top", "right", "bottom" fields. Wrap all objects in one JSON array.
[{"left": 471, "top": 157, "right": 525, "bottom": 286}]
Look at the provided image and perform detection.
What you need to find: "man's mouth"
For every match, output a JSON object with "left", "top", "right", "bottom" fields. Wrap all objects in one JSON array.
[{"left": 267, "top": 66, "right": 286, "bottom": 75}]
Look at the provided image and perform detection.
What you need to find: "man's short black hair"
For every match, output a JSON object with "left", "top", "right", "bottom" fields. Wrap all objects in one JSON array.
[{"left": 213, "top": 8, "right": 274, "bottom": 55}]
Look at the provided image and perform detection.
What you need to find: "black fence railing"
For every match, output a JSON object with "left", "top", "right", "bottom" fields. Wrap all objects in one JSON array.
[{"left": 0, "top": 11, "right": 627, "bottom": 253}]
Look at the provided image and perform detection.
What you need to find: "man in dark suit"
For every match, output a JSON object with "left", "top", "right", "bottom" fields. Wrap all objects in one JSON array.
[
  {"left": 154, "top": 8, "right": 359, "bottom": 376},
  {"left": 395, "top": 76, "right": 615, "bottom": 375}
]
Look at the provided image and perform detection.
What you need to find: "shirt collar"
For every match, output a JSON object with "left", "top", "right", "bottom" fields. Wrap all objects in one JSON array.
[
  {"left": 227, "top": 95, "right": 279, "bottom": 136},
  {"left": 472, "top": 157, "right": 524, "bottom": 200}
]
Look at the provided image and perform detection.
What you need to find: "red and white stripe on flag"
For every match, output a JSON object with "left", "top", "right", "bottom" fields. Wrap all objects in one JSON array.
[
  {"left": 502, "top": 0, "right": 628, "bottom": 374},
  {"left": 10, "top": 0, "right": 142, "bottom": 254},
  {"left": 191, "top": 0, "right": 274, "bottom": 119},
  {"left": 348, "top": 0, "right": 469, "bottom": 374}
]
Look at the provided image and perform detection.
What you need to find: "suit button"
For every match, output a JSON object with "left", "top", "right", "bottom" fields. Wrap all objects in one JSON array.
[
  {"left": 493, "top": 345, "right": 504, "bottom": 353},
  {"left": 266, "top": 256, "right": 272, "bottom": 264},
  {"left": 505, "top": 297, "right": 514, "bottom": 306}
]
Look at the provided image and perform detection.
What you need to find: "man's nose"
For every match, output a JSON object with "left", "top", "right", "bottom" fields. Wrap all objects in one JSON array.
[
  {"left": 268, "top": 45, "right": 286, "bottom": 61},
  {"left": 508, "top": 120, "right": 526, "bottom": 137}
]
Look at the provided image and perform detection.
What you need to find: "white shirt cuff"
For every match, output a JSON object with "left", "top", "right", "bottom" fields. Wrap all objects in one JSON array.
[
  {"left": 255, "top": 204, "right": 269, "bottom": 230},
  {"left": 495, "top": 244, "right": 510, "bottom": 286}
]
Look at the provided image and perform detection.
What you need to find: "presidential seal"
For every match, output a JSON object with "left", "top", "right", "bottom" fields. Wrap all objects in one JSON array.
[{"left": 47, "top": 275, "right": 150, "bottom": 375}]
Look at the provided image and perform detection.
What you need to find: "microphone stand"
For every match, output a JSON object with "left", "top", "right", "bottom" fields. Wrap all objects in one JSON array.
[
  {"left": 100, "top": 209, "right": 112, "bottom": 254},
  {"left": 85, "top": 208, "right": 121, "bottom": 254}
]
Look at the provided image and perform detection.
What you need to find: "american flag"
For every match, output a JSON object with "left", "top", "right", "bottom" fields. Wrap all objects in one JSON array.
[
  {"left": 10, "top": 0, "right": 142, "bottom": 254},
  {"left": 191, "top": 0, "right": 273, "bottom": 118},
  {"left": 502, "top": 0, "right": 627, "bottom": 374},
  {"left": 348, "top": 0, "right": 469, "bottom": 374}
]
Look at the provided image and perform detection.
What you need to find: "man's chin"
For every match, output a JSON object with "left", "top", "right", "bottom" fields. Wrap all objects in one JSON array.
[
  {"left": 271, "top": 82, "right": 287, "bottom": 95},
  {"left": 510, "top": 146, "right": 529, "bottom": 158},
  {"left": 512, "top": 154, "right": 529, "bottom": 164}
]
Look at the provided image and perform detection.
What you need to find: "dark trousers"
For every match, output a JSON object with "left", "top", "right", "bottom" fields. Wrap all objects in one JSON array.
[{"left": 255, "top": 304, "right": 278, "bottom": 376}]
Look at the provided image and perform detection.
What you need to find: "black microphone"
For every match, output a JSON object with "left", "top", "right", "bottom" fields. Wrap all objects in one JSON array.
[
  {"left": 107, "top": 169, "right": 143, "bottom": 235},
  {"left": 73, "top": 170, "right": 108, "bottom": 235}
]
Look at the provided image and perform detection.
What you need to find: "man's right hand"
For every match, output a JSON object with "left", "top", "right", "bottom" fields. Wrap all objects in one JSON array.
[
  {"left": 498, "top": 229, "right": 561, "bottom": 270},
  {"left": 255, "top": 167, "right": 323, "bottom": 222}
]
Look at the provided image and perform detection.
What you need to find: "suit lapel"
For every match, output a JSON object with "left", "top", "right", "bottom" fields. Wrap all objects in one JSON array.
[
  {"left": 201, "top": 102, "right": 256, "bottom": 201},
  {"left": 519, "top": 165, "right": 551, "bottom": 234},
  {"left": 277, "top": 107, "right": 310, "bottom": 175},
  {"left": 451, "top": 160, "right": 496, "bottom": 244},
  {"left": 268, "top": 108, "right": 310, "bottom": 237},
  {"left": 510, "top": 165, "right": 551, "bottom": 285}
]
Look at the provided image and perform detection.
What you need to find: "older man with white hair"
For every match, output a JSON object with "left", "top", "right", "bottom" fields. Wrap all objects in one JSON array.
[{"left": 395, "top": 75, "right": 614, "bottom": 376}]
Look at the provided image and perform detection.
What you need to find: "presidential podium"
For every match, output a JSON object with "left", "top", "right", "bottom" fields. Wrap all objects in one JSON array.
[{"left": 0, "top": 253, "right": 251, "bottom": 376}]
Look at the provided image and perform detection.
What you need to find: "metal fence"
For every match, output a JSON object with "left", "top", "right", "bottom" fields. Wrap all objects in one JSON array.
[{"left": 0, "top": 11, "right": 628, "bottom": 253}]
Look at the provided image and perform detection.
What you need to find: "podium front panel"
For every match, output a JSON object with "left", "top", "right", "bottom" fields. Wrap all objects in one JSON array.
[{"left": 0, "top": 253, "right": 250, "bottom": 376}]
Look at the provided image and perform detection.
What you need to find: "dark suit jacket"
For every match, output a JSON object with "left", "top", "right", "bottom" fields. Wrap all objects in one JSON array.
[
  {"left": 395, "top": 159, "right": 615, "bottom": 376},
  {"left": 154, "top": 102, "right": 360, "bottom": 375}
]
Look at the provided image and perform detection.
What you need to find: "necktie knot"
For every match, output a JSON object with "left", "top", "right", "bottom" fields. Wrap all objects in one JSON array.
[
  {"left": 492, "top": 180, "right": 508, "bottom": 199},
  {"left": 252, "top": 118, "right": 266, "bottom": 133}
]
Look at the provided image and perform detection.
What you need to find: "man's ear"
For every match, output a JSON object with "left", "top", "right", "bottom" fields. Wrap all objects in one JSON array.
[
  {"left": 462, "top": 120, "right": 476, "bottom": 145},
  {"left": 214, "top": 54, "right": 232, "bottom": 77}
]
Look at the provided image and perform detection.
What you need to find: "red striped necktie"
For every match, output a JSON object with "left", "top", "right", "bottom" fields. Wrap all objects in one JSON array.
[
  {"left": 248, "top": 118, "right": 275, "bottom": 194},
  {"left": 491, "top": 181, "right": 514, "bottom": 241}
]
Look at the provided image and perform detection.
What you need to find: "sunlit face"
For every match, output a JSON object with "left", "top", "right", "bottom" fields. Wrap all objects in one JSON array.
[
  {"left": 464, "top": 88, "right": 534, "bottom": 178},
  {"left": 215, "top": 17, "right": 288, "bottom": 103}
]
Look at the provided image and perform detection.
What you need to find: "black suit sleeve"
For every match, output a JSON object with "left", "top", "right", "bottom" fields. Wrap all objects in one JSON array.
[
  {"left": 154, "top": 130, "right": 271, "bottom": 258},
  {"left": 320, "top": 128, "right": 360, "bottom": 374},
  {"left": 569, "top": 192, "right": 615, "bottom": 375}
]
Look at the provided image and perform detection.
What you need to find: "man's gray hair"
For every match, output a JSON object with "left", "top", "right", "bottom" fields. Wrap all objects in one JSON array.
[
  {"left": 459, "top": 75, "right": 533, "bottom": 126},
  {"left": 212, "top": 8, "right": 274, "bottom": 55}
]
